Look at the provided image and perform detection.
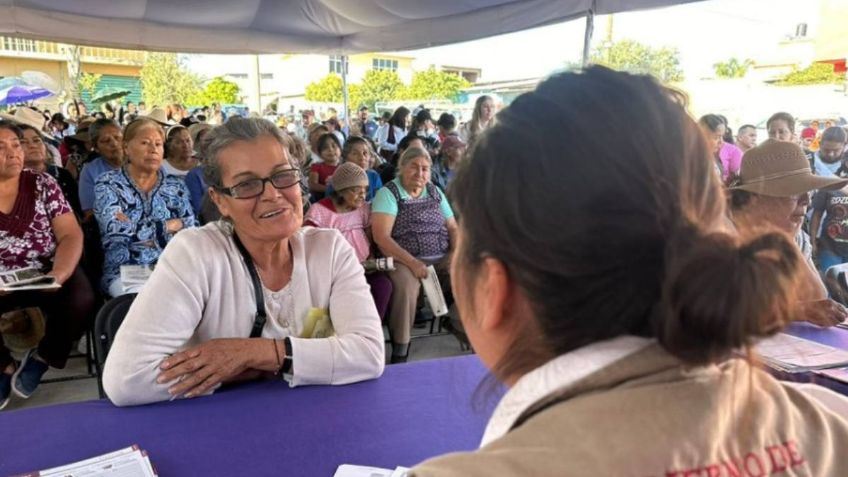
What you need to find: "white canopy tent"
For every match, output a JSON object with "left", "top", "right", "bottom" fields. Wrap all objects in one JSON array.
[
  {"left": 0, "top": 0, "right": 701, "bottom": 54},
  {"left": 0, "top": 0, "right": 702, "bottom": 112}
]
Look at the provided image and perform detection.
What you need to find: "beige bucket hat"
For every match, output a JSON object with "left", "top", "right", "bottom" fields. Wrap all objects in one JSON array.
[{"left": 730, "top": 139, "right": 848, "bottom": 196}]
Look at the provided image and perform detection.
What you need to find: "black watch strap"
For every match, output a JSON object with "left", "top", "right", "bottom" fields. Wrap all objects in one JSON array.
[{"left": 281, "top": 337, "right": 293, "bottom": 376}]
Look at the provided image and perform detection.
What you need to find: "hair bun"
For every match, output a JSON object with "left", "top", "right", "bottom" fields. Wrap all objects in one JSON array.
[{"left": 653, "top": 226, "right": 801, "bottom": 365}]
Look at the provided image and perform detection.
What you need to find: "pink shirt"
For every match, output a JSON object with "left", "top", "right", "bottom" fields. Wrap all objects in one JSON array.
[
  {"left": 719, "top": 142, "right": 743, "bottom": 181},
  {"left": 304, "top": 198, "right": 372, "bottom": 262}
]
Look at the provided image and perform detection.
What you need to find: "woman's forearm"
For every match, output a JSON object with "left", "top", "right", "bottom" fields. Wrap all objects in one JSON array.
[
  {"left": 375, "top": 235, "right": 420, "bottom": 269},
  {"left": 51, "top": 230, "right": 83, "bottom": 284}
]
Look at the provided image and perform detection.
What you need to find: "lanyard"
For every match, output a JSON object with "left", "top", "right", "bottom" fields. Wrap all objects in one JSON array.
[{"left": 232, "top": 232, "right": 266, "bottom": 338}]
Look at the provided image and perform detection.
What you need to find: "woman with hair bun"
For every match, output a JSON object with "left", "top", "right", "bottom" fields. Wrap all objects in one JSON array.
[{"left": 409, "top": 67, "right": 848, "bottom": 476}]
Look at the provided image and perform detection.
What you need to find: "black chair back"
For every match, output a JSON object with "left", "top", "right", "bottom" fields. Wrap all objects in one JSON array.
[{"left": 93, "top": 293, "right": 137, "bottom": 398}]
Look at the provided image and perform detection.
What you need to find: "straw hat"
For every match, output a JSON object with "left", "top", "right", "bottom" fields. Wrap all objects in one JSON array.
[
  {"left": 730, "top": 140, "right": 848, "bottom": 197},
  {"left": 0, "top": 108, "right": 52, "bottom": 139},
  {"left": 143, "top": 107, "right": 170, "bottom": 126},
  {"left": 0, "top": 308, "right": 46, "bottom": 352}
]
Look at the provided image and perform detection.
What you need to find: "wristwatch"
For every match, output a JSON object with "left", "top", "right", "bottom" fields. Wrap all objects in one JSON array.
[{"left": 281, "top": 337, "right": 293, "bottom": 380}]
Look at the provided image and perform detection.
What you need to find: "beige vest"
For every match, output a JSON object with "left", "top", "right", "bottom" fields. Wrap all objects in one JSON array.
[{"left": 411, "top": 345, "right": 848, "bottom": 476}]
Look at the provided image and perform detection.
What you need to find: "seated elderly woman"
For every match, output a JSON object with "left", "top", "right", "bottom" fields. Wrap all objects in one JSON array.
[
  {"left": 305, "top": 162, "right": 393, "bottom": 323},
  {"left": 372, "top": 147, "right": 457, "bottom": 363},
  {"left": 94, "top": 118, "right": 196, "bottom": 297},
  {"left": 161, "top": 125, "right": 197, "bottom": 179},
  {"left": 78, "top": 119, "right": 124, "bottom": 219},
  {"left": 0, "top": 123, "right": 95, "bottom": 407},
  {"left": 409, "top": 67, "right": 848, "bottom": 477},
  {"left": 102, "top": 117, "right": 384, "bottom": 406},
  {"left": 18, "top": 123, "right": 82, "bottom": 218},
  {"left": 728, "top": 140, "right": 848, "bottom": 326}
]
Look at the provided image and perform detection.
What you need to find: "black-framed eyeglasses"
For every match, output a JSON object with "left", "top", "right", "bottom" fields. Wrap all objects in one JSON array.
[{"left": 217, "top": 169, "right": 302, "bottom": 199}]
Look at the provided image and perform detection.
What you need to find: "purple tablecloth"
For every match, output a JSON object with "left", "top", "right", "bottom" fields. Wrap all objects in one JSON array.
[{"left": 0, "top": 355, "right": 499, "bottom": 477}]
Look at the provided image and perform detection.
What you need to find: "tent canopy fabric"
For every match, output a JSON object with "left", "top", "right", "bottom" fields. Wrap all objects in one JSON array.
[{"left": 0, "top": 0, "right": 701, "bottom": 54}]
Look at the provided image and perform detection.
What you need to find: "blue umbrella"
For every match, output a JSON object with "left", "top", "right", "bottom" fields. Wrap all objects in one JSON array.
[
  {"left": 0, "top": 85, "right": 53, "bottom": 106},
  {"left": 0, "top": 77, "right": 28, "bottom": 89}
]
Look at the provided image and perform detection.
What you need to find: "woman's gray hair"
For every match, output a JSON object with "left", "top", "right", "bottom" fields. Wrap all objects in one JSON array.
[
  {"left": 201, "top": 117, "right": 291, "bottom": 189},
  {"left": 88, "top": 118, "right": 120, "bottom": 147},
  {"left": 398, "top": 146, "right": 431, "bottom": 169}
]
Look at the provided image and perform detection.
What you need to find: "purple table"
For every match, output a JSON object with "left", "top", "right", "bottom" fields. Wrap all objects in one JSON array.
[
  {"left": 781, "top": 322, "right": 848, "bottom": 395},
  {"left": 0, "top": 355, "right": 498, "bottom": 477}
]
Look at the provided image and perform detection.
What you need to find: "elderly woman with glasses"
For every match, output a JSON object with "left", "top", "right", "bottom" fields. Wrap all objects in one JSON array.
[
  {"left": 103, "top": 117, "right": 384, "bottom": 407},
  {"left": 93, "top": 118, "right": 196, "bottom": 297}
]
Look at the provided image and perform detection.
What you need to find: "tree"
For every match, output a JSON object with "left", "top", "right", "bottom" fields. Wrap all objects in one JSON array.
[
  {"left": 304, "top": 70, "right": 405, "bottom": 110},
  {"left": 356, "top": 69, "right": 405, "bottom": 110},
  {"left": 304, "top": 73, "right": 344, "bottom": 103},
  {"left": 777, "top": 62, "right": 843, "bottom": 86},
  {"left": 61, "top": 44, "right": 82, "bottom": 102},
  {"left": 188, "top": 76, "right": 241, "bottom": 106},
  {"left": 403, "top": 67, "right": 471, "bottom": 101},
  {"left": 140, "top": 52, "right": 201, "bottom": 106},
  {"left": 591, "top": 39, "right": 684, "bottom": 83},
  {"left": 78, "top": 72, "right": 102, "bottom": 97},
  {"left": 713, "top": 58, "right": 754, "bottom": 79}
]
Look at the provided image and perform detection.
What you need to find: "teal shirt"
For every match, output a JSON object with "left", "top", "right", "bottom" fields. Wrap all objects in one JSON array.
[{"left": 371, "top": 178, "right": 454, "bottom": 219}]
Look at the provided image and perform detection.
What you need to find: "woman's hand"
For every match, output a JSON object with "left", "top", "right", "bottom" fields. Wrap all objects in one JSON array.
[
  {"left": 166, "top": 218, "right": 184, "bottom": 234},
  {"left": 157, "top": 338, "right": 256, "bottom": 399},
  {"left": 411, "top": 259, "right": 429, "bottom": 279},
  {"left": 797, "top": 299, "right": 848, "bottom": 327},
  {"left": 46, "top": 269, "right": 71, "bottom": 287}
]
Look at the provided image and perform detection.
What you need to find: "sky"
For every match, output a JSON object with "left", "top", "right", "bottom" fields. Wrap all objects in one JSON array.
[{"left": 186, "top": 0, "right": 822, "bottom": 83}]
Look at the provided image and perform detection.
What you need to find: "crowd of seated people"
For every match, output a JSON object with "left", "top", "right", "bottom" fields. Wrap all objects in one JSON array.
[
  {"left": 0, "top": 100, "right": 470, "bottom": 407},
  {"left": 1, "top": 79, "right": 848, "bottom": 428}
]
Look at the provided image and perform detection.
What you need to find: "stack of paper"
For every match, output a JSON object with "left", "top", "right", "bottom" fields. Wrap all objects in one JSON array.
[
  {"left": 14, "top": 445, "right": 156, "bottom": 477},
  {"left": 755, "top": 333, "right": 848, "bottom": 373}
]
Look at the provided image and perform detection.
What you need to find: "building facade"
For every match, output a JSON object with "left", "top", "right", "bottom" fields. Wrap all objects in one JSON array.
[{"left": 0, "top": 37, "right": 144, "bottom": 110}]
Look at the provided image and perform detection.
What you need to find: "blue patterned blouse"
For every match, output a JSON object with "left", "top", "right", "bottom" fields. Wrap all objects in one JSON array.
[{"left": 94, "top": 167, "right": 197, "bottom": 292}]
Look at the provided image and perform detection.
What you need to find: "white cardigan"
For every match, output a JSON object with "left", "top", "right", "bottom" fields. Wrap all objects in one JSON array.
[{"left": 103, "top": 223, "right": 385, "bottom": 406}]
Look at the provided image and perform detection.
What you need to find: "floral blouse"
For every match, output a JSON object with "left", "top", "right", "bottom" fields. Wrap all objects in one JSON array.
[
  {"left": 0, "top": 170, "right": 72, "bottom": 272},
  {"left": 94, "top": 167, "right": 196, "bottom": 292}
]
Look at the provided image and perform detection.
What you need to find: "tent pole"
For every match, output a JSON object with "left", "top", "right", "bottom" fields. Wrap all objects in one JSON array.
[
  {"left": 252, "top": 54, "right": 262, "bottom": 114},
  {"left": 582, "top": 1, "right": 596, "bottom": 66},
  {"left": 341, "top": 55, "right": 350, "bottom": 127}
]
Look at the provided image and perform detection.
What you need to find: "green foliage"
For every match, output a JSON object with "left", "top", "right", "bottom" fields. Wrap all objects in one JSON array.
[
  {"left": 140, "top": 53, "right": 201, "bottom": 106},
  {"left": 591, "top": 39, "right": 684, "bottom": 83},
  {"left": 304, "top": 73, "right": 344, "bottom": 103},
  {"left": 78, "top": 72, "right": 101, "bottom": 97},
  {"left": 304, "top": 70, "right": 407, "bottom": 110},
  {"left": 355, "top": 70, "right": 405, "bottom": 110},
  {"left": 713, "top": 58, "right": 754, "bottom": 79},
  {"left": 403, "top": 67, "right": 470, "bottom": 101},
  {"left": 188, "top": 76, "right": 241, "bottom": 106},
  {"left": 777, "top": 62, "right": 843, "bottom": 86}
]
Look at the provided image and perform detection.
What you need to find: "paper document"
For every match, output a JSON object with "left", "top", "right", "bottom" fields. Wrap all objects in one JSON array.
[
  {"left": 755, "top": 333, "right": 848, "bottom": 372},
  {"left": 120, "top": 264, "right": 154, "bottom": 292},
  {"left": 816, "top": 367, "right": 848, "bottom": 384},
  {"left": 420, "top": 265, "right": 448, "bottom": 317},
  {"left": 13, "top": 445, "right": 157, "bottom": 477},
  {"left": 334, "top": 464, "right": 410, "bottom": 477},
  {"left": 0, "top": 267, "right": 58, "bottom": 292}
]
